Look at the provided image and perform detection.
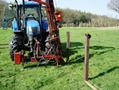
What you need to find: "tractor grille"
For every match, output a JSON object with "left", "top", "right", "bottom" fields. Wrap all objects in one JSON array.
[{"left": 32, "top": 27, "right": 37, "bottom": 33}]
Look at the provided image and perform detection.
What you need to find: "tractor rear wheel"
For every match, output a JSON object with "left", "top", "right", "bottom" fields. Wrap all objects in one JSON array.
[{"left": 9, "top": 35, "right": 23, "bottom": 61}]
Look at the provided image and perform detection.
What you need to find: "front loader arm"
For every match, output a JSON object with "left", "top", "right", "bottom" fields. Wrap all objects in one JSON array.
[
  {"left": 30, "top": 0, "right": 64, "bottom": 63},
  {"left": 30, "top": 0, "right": 62, "bottom": 31}
]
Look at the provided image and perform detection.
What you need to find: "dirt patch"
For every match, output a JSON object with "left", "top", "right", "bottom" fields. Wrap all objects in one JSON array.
[{"left": 97, "top": 27, "right": 119, "bottom": 30}]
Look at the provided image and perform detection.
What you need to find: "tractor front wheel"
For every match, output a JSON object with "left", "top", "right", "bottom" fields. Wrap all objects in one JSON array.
[{"left": 9, "top": 35, "right": 23, "bottom": 61}]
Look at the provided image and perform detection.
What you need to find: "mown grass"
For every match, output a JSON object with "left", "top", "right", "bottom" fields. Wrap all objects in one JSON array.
[{"left": 0, "top": 27, "right": 119, "bottom": 90}]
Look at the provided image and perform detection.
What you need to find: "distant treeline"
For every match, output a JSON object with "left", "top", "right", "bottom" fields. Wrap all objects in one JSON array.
[
  {"left": 59, "top": 8, "right": 119, "bottom": 27},
  {"left": 0, "top": 0, "right": 5, "bottom": 27},
  {"left": 0, "top": 0, "right": 119, "bottom": 27}
]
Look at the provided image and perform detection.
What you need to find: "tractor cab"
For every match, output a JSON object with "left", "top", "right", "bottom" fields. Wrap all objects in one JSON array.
[{"left": 13, "top": 1, "right": 42, "bottom": 35}]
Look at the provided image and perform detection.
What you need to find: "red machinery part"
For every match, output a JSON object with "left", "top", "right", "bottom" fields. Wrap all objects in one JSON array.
[
  {"left": 31, "top": 0, "right": 58, "bottom": 31},
  {"left": 31, "top": 57, "right": 36, "bottom": 62},
  {"left": 55, "top": 10, "right": 62, "bottom": 22},
  {"left": 31, "top": 0, "right": 49, "bottom": 6},
  {"left": 14, "top": 52, "right": 21, "bottom": 64},
  {"left": 24, "top": 0, "right": 64, "bottom": 65}
]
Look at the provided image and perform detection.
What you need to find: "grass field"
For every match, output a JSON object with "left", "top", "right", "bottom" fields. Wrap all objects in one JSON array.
[{"left": 0, "top": 27, "right": 119, "bottom": 90}]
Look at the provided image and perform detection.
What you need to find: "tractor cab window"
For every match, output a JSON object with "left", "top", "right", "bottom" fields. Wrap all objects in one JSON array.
[
  {"left": 25, "top": 6, "right": 39, "bottom": 19},
  {"left": 20, "top": 5, "right": 42, "bottom": 27}
]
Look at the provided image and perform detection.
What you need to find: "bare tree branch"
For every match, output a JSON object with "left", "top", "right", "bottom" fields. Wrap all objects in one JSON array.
[{"left": 108, "top": 0, "right": 119, "bottom": 13}]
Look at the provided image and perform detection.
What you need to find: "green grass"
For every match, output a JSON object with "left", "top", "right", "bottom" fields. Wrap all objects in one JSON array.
[{"left": 0, "top": 27, "right": 119, "bottom": 90}]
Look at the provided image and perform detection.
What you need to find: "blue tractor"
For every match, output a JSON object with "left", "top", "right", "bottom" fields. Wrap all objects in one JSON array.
[
  {"left": 2, "top": 0, "right": 64, "bottom": 65},
  {"left": 9, "top": 1, "right": 47, "bottom": 60}
]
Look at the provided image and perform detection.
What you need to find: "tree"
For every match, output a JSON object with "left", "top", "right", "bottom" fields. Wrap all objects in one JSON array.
[
  {"left": 79, "top": 14, "right": 89, "bottom": 23},
  {"left": 0, "top": 0, "right": 6, "bottom": 27},
  {"left": 108, "top": 0, "right": 119, "bottom": 13}
]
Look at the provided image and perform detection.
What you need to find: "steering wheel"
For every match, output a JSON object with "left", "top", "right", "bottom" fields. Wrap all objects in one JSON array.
[
  {"left": 26, "top": 14, "right": 34, "bottom": 17},
  {"left": 25, "top": 14, "right": 36, "bottom": 20}
]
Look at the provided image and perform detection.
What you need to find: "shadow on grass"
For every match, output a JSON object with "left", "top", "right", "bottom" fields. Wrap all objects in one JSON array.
[
  {"left": 20, "top": 44, "right": 116, "bottom": 68},
  {"left": 0, "top": 44, "right": 9, "bottom": 45},
  {"left": 61, "top": 42, "right": 84, "bottom": 58},
  {"left": 89, "top": 46, "right": 115, "bottom": 59},
  {"left": 89, "top": 66, "right": 119, "bottom": 80},
  {"left": 0, "top": 44, "right": 9, "bottom": 49},
  {"left": 62, "top": 43, "right": 116, "bottom": 65},
  {"left": 90, "top": 46, "right": 115, "bottom": 55},
  {"left": 24, "top": 42, "right": 84, "bottom": 68},
  {"left": 62, "top": 42, "right": 85, "bottom": 64},
  {"left": 0, "top": 46, "right": 9, "bottom": 49}
]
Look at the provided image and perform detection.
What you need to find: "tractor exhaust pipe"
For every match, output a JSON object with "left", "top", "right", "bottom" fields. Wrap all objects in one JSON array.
[
  {"left": 23, "top": 0, "right": 25, "bottom": 15},
  {"left": 22, "top": 0, "right": 25, "bottom": 29},
  {"left": 15, "top": 0, "right": 20, "bottom": 30}
]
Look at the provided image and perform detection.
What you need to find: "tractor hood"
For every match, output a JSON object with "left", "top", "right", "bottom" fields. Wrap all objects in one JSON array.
[
  {"left": 26, "top": 20, "right": 40, "bottom": 36},
  {"left": 18, "top": 1, "right": 39, "bottom": 6},
  {"left": 25, "top": 1, "right": 39, "bottom": 5}
]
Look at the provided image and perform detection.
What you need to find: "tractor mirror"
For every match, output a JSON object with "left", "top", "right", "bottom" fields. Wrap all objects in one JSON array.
[
  {"left": 2, "top": 18, "right": 13, "bottom": 30},
  {"left": 8, "top": 4, "right": 13, "bottom": 10},
  {"left": 55, "top": 10, "right": 62, "bottom": 22},
  {"left": 55, "top": 10, "right": 63, "bottom": 28},
  {"left": 2, "top": 19, "right": 9, "bottom": 30}
]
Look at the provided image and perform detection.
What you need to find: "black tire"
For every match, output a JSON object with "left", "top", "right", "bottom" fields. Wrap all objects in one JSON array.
[{"left": 9, "top": 35, "right": 23, "bottom": 61}]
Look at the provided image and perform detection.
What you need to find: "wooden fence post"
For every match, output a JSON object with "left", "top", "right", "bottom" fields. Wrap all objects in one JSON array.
[
  {"left": 66, "top": 32, "right": 70, "bottom": 63},
  {"left": 84, "top": 33, "right": 91, "bottom": 81}
]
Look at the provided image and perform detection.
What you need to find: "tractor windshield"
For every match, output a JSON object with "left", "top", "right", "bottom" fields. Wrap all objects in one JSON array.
[
  {"left": 2, "top": 2, "right": 42, "bottom": 29},
  {"left": 24, "top": 6, "right": 40, "bottom": 19}
]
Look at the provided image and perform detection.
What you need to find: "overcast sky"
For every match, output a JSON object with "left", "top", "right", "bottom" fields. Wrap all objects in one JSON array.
[{"left": 7, "top": 0, "right": 119, "bottom": 19}]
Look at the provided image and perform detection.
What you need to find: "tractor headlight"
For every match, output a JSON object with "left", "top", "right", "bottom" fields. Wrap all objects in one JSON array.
[
  {"left": 27, "top": 26, "right": 33, "bottom": 35},
  {"left": 27, "top": 26, "right": 40, "bottom": 36},
  {"left": 29, "top": 26, "right": 32, "bottom": 32}
]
